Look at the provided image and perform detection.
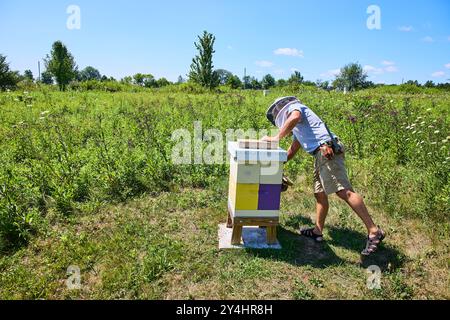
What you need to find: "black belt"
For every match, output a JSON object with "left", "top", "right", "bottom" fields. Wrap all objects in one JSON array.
[{"left": 311, "top": 138, "right": 339, "bottom": 156}]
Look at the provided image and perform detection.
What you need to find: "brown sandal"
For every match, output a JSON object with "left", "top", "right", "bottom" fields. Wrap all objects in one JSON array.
[
  {"left": 300, "top": 227, "right": 324, "bottom": 242},
  {"left": 361, "top": 227, "right": 385, "bottom": 256}
]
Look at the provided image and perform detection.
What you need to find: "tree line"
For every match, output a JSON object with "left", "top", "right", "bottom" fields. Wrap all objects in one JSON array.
[{"left": 1, "top": 32, "right": 449, "bottom": 92}]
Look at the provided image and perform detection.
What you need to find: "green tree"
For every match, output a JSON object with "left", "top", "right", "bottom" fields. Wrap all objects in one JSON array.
[
  {"left": 41, "top": 70, "right": 53, "bottom": 84},
  {"left": 156, "top": 77, "right": 171, "bottom": 87},
  {"left": 276, "top": 79, "right": 287, "bottom": 87},
  {"left": 188, "top": 31, "right": 219, "bottom": 89},
  {"left": 424, "top": 80, "right": 435, "bottom": 88},
  {"left": 288, "top": 71, "right": 304, "bottom": 84},
  {"left": 261, "top": 74, "right": 276, "bottom": 89},
  {"left": 250, "top": 77, "right": 262, "bottom": 90},
  {"left": 177, "top": 75, "right": 185, "bottom": 84},
  {"left": 226, "top": 75, "right": 242, "bottom": 89},
  {"left": 242, "top": 75, "right": 251, "bottom": 89},
  {"left": 44, "top": 41, "right": 77, "bottom": 91},
  {"left": 121, "top": 76, "right": 133, "bottom": 85},
  {"left": 24, "top": 70, "right": 34, "bottom": 81},
  {"left": 333, "top": 63, "right": 368, "bottom": 91},
  {"left": 0, "top": 54, "right": 20, "bottom": 90},
  {"left": 215, "top": 69, "right": 233, "bottom": 85},
  {"left": 316, "top": 79, "right": 330, "bottom": 90},
  {"left": 133, "top": 73, "right": 146, "bottom": 86},
  {"left": 79, "top": 66, "right": 101, "bottom": 81}
]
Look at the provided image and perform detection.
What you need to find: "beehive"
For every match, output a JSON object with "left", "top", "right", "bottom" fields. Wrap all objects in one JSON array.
[{"left": 227, "top": 141, "right": 288, "bottom": 219}]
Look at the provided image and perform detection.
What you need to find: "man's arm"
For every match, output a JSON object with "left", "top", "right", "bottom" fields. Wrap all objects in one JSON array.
[
  {"left": 263, "top": 110, "right": 301, "bottom": 142},
  {"left": 287, "top": 139, "right": 301, "bottom": 161}
]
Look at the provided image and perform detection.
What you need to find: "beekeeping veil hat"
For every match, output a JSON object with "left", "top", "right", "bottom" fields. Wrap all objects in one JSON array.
[{"left": 266, "top": 96, "right": 299, "bottom": 126}]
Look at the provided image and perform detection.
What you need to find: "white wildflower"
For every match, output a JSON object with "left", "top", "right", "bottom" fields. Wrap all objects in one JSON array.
[{"left": 434, "top": 130, "right": 440, "bottom": 134}]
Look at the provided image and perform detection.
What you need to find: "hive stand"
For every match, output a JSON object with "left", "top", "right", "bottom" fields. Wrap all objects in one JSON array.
[{"left": 227, "top": 140, "right": 288, "bottom": 246}]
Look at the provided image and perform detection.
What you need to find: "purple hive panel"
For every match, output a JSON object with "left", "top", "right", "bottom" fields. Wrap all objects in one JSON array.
[{"left": 258, "top": 184, "right": 282, "bottom": 210}]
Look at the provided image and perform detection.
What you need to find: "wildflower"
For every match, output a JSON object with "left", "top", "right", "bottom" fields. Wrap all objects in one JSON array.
[
  {"left": 412, "top": 131, "right": 417, "bottom": 134},
  {"left": 430, "top": 142, "right": 437, "bottom": 145},
  {"left": 442, "top": 139, "right": 448, "bottom": 143},
  {"left": 40, "top": 111, "right": 50, "bottom": 116},
  {"left": 426, "top": 108, "right": 432, "bottom": 112},
  {"left": 434, "top": 130, "right": 440, "bottom": 134},
  {"left": 420, "top": 121, "right": 425, "bottom": 126},
  {"left": 427, "top": 152, "right": 432, "bottom": 156}
]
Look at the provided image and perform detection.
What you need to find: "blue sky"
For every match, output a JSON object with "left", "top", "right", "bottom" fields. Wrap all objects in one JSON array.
[{"left": 1, "top": 0, "right": 449, "bottom": 84}]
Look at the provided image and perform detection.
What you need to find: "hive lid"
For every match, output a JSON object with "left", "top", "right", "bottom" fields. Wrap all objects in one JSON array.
[
  {"left": 238, "top": 139, "right": 279, "bottom": 150},
  {"left": 227, "top": 141, "right": 288, "bottom": 162}
]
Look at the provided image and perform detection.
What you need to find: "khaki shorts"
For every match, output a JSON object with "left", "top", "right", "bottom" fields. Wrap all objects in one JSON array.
[{"left": 313, "top": 141, "right": 352, "bottom": 195}]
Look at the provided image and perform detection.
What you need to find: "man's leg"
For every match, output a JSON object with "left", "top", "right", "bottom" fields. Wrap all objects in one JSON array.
[
  {"left": 336, "top": 189, "right": 378, "bottom": 236},
  {"left": 313, "top": 192, "right": 329, "bottom": 235}
]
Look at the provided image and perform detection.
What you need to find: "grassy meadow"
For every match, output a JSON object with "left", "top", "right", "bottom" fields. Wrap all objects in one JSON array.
[{"left": 0, "top": 84, "right": 449, "bottom": 299}]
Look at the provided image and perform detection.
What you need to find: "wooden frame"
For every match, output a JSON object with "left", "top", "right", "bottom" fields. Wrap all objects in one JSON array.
[{"left": 227, "top": 207, "right": 279, "bottom": 245}]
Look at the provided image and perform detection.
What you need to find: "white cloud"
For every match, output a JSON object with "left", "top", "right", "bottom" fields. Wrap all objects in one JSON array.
[
  {"left": 274, "top": 48, "right": 304, "bottom": 57},
  {"left": 255, "top": 60, "right": 274, "bottom": 67},
  {"left": 320, "top": 69, "right": 341, "bottom": 79},
  {"left": 364, "top": 65, "right": 384, "bottom": 75},
  {"left": 422, "top": 36, "right": 434, "bottom": 43},
  {"left": 364, "top": 61, "right": 398, "bottom": 75},
  {"left": 445, "top": 63, "right": 450, "bottom": 69},
  {"left": 381, "top": 60, "right": 395, "bottom": 66},
  {"left": 431, "top": 71, "right": 445, "bottom": 78},
  {"left": 399, "top": 26, "right": 413, "bottom": 32},
  {"left": 385, "top": 65, "right": 398, "bottom": 73}
]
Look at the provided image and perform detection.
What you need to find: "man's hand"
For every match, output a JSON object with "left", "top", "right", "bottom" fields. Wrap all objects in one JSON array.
[
  {"left": 320, "top": 144, "right": 335, "bottom": 160},
  {"left": 261, "top": 135, "right": 279, "bottom": 142}
]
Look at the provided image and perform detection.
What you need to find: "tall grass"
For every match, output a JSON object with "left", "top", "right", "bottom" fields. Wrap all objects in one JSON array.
[{"left": 0, "top": 86, "right": 448, "bottom": 249}]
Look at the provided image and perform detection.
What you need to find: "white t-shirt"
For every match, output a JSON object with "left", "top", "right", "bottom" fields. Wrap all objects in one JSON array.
[{"left": 275, "top": 102, "right": 336, "bottom": 154}]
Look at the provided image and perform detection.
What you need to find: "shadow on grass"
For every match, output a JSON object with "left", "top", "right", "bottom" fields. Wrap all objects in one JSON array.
[{"left": 246, "top": 214, "right": 406, "bottom": 271}]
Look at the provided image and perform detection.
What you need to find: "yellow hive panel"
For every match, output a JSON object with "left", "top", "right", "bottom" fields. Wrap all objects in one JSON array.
[
  {"left": 228, "top": 175, "right": 237, "bottom": 208},
  {"left": 235, "top": 183, "right": 259, "bottom": 210}
]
